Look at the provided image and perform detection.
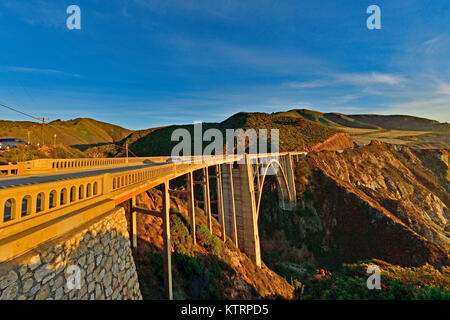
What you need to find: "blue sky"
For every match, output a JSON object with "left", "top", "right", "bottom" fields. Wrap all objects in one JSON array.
[{"left": 0, "top": 0, "right": 448, "bottom": 130}]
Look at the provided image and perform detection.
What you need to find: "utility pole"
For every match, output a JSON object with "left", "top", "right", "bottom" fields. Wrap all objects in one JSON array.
[
  {"left": 126, "top": 143, "right": 129, "bottom": 164},
  {"left": 53, "top": 134, "right": 57, "bottom": 146},
  {"left": 39, "top": 117, "right": 49, "bottom": 147},
  {"left": 27, "top": 131, "right": 30, "bottom": 145}
]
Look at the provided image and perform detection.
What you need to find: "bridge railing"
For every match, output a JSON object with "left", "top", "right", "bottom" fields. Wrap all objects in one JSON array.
[
  {"left": 0, "top": 163, "right": 24, "bottom": 176},
  {"left": 28, "top": 156, "right": 171, "bottom": 172},
  {"left": 0, "top": 173, "right": 107, "bottom": 236},
  {"left": 1, "top": 152, "right": 308, "bottom": 177},
  {"left": 109, "top": 164, "right": 176, "bottom": 193},
  {"left": 0, "top": 161, "right": 202, "bottom": 236},
  {"left": 0, "top": 156, "right": 172, "bottom": 176}
]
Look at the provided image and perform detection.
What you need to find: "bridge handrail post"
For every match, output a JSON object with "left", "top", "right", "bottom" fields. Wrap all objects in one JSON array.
[{"left": 103, "top": 173, "right": 113, "bottom": 194}]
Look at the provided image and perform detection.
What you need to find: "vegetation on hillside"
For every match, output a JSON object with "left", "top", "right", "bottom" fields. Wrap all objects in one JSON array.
[
  {"left": 0, "top": 118, "right": 131, "bottom": 149},
  {"left": 128, "top": 112, "right": 339, "bottom": 156},
  {"left": 287, "top": 260, "right": 449, "bottom": 300},
  {"left": 0, "top": 145, "right": 87, "bottom": 165},
  {"left": 276, "top": 109, "right": 450, "bottom": 132}
]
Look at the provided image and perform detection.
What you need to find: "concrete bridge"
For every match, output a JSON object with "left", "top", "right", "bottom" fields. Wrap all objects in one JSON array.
[{"left": 0, "top": 152, "right": 307, "bottom": 299}]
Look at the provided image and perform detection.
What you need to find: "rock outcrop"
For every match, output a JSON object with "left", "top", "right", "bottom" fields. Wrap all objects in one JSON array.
[
  {"left": 302, "top": 141, "right": 449, "bottom": 267},
  {"left": 309, "top": 132, "right": 355, "bottom": 152}
]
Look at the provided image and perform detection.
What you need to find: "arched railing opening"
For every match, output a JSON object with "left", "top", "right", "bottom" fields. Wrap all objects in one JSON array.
[
  {"left": 21, "top": 195, "right": 32, "bottom": 217},
  {"left": 36, "top": 192, "right": 45, "bottom": 212},
  {"left": 49, "top": 190, "right": 57, "bottom": 209},
  {"left": 4, "top": 199, "right": 15, "bottom": 222}
]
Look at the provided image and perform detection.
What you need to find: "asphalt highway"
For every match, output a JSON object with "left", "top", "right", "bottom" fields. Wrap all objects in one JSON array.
[{"left": 0, "top": 163, "right": 164, "bottom": 189}]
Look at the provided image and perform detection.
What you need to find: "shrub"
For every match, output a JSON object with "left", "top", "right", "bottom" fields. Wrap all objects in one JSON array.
[
  {"left": 175, "top": 253, "right": 203, "bottom": 277},
  {"left": 225, "top": 239, "right": 237, "bottom": 251},
  {"left": 147, "top": 251, "right": 165, "bottom": 281},
  {"left": 196, "top": 224, "right": 222, "bottom": 257},
  {"left": 170, "top": 212, "right": 193, "bottom": 256}
]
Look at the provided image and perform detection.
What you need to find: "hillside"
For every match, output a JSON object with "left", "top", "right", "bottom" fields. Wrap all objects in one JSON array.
[
  {"left": 0, "top": 118, "right": 132, "bottom": 149},
  {"left": 128, "top": 112, "right": 345, "bottom": 156},
  {"left": 277, "top": 109, "right": 450, "bottom": 132},
  {"left": 2, "top": 109, "right": 447, "bottom": 159},
  {"left": 274, "top": 109, "right": 450, "bottom": 149}
]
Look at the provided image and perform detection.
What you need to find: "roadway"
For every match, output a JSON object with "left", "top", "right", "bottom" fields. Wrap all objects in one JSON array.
[{"left": 0, "top": 163, "right": 165, "bottom": 189}]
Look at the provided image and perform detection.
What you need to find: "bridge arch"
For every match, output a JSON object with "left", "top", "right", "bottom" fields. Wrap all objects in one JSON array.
[{"left": 255, "top": 159, "right": 294, "bottom": 216}]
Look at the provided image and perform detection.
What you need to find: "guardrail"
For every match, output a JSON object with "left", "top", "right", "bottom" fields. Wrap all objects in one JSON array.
[
  {"left": 0, "top": 160, "right": 215, "bottom": 234},
  {"left": 0, "top": 163, "right": 24, "bottom": 176},
  {"left": 0, "top": 156, "right": 172, "bottom": 176},
  {"left": 0, "top": 172, "right": 104, "bottom": 234}
]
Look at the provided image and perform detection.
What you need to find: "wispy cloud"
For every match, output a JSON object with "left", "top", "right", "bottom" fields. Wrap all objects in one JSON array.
[
  {"left": 287, "top": 72, "right": 405, "bottom": 89},
  {"left": 164, "top": 36, "right": 330, "bottom": 75},
  {"left": 417, "top": 33, "right": 450, "bottom": 56},
  {"left": 4, "top": 66, "right": 81, "bottom": 78}
]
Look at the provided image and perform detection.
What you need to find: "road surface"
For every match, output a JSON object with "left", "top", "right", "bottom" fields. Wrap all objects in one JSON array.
[{"left": 0, "top": 163, "right": 164, "bottom": 189}]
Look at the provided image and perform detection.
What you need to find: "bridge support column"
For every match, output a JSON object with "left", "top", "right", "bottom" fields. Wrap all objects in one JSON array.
[
  {"left": 187, "top": 171, "right": 196, "bottom": 245},
  {"left": 203, "top": 167, "right": 212, "bottom": 232},
  {"left": 162, "top": 181, "right": 173, "bottom": 300},
  {"left": 234, "top": 155, "right": 261, "bottom": 268},
  {"left": 216, "top": 165, "right": 226, "bottom": 242},
  {"left": 222, "top": 163, "right": 238, "bottom": 248},
  {"left": 286, "top": 153, "right": 296, "bottom": 205},
  {"left": 131, "top": 196, "right": 137, "bottom": 248}
]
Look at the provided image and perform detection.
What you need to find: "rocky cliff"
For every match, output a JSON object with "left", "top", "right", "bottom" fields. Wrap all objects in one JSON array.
[{"left": 295, "top": 141, "right": 449, "bottom": 267}]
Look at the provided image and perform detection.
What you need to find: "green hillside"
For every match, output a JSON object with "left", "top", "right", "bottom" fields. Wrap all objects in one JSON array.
[
  {"left": 0, "top": 118, "right": 132, "bottom": 149},
  {"left": 276, "top": 109, "right": 450, "bottom": 132},
  {"left": 2, "top": 109, "right": 447, "bottom": 160},
  {"left": 128, "top": 112, "right": 339, "bottom": 156}
]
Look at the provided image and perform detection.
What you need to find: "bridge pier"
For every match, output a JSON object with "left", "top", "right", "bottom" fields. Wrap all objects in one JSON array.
[
  {"left": 162, "top": 181, "right": 173, "bottom": 300},
  {"left": 286, "top": 153, "right": 296, "bottom": 205},
  {"left": 187, "top": 172, "right": 196, "bottom": 245},
  {"left": 131, "top": 196, "right": 137, "bottom": 248},
  {"left": 215, "top": 165, "right": 226, "bottom": 242},
  {"left": 221, "top": 163, "right": 238, "bottom": 248},
  {"left": 234, "top": 155, "right": 262, "bottom": 267},
  {"left": 202, "top": 167, "right": 212, "bottom": 232}
]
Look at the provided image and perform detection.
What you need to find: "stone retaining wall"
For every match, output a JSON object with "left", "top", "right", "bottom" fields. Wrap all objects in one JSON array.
[{"left": 0, "top": 207, "right": 142, "bottom": 300}]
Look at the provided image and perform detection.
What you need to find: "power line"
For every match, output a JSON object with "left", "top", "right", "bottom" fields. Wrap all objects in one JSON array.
[
  {"left": 0, "top": 102, "right": 50, "bottom": 145},
  {"left": 0, "top": 102, "right": 43, "bottom": 122}
]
